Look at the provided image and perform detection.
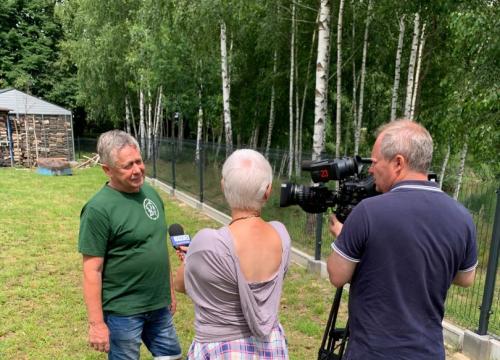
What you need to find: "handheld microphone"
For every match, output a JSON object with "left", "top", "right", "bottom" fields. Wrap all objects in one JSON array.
[{"left": 168, "top": 223, "right": 191, "bottom": 248}]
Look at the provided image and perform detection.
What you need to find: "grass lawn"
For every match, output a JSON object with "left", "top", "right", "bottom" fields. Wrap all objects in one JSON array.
[{"left": 0, "top": 166, "right": 346, "bottom": 359}]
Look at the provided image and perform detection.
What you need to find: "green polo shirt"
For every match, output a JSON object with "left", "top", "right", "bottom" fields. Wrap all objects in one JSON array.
[{"left": 78, "top": 183, "right": 171, "bottom": 315}]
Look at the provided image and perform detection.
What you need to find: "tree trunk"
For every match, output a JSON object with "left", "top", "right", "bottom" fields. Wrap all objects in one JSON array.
[
  {"left": 128, "top": 95, "right": 137, "bottom": 139},
  {"left": 350, "top": 2, "right": 357, "bottom": 155},
  {"left": 390, "top": 16, "right": 405, "bottom": 122},
  {"left": 299, "top": 11, "right": 318, "bottom": 159},
  {"left": 404, "top": 13, "right": 420, "bottom": 119},
  {"left": 139, "top": 87, "right": 145, "bottom": 154},
  {"left": 410, "top": 22, "right": 426, "bottom": 120},
  {"left": 439, "top": 143, "right": 450, "bottom": 189},
  {"left": 295, "top": 60, "right": 301, "bottom": 176},
  {"left": 195, "top": 87, "right": 203, "bottom": 162},
  {"left": 312, "top": 0, "right": 331, "bottom": 162},
  {"left": 153, "top": 86, "right": 162, "bottom": 156},
  {"left": 265, "top": 49, "right": 278, "bottom": 159},
  {"left": 335, "top": 0, "right": 345, "bottom": 158},
  {"left": 147, "top": 88, "right": 152, "bottom": 159},
  {"left": 354, "top": 0, "right": 373, "bottom": 155},
  {"left": 288, "top": 1, "right": 296, "bottom": 178},
  {"left": 178, "top": 112, "right": 184, "bottom": 150},
  {"left": 220, "top": 21, "right": 233, "bottom": 156},
  {"left": 453, "top": 139, "right": 468, "bottom": 200},
  {"left": 125, "top": 96, "right": 131, "bottom": 134}
]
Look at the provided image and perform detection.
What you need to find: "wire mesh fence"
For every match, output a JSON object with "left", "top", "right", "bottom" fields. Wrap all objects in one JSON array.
[{"left": 77, "top": 136, "right": 499, "bottom": 337}]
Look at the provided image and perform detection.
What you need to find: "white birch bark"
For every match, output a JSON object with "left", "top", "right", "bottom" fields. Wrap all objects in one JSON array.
[
  {"left": 404, "top": 13, "right": 420, "bottom": 119},
  {"left": 312, "top": 0, "right": 331, "bottom": 162},
  {"left": 453, "top": 140, "right": 468, "bottom": 200},
  {"left": 288, "top": 1, "right": 296, "bottom": 178},
  {"left": 354, "top": 0, "right": 373, "bottom": 155},
  {"left": 439, "top": 143, "right": 450, "bottom": 189},
  {"left": 351, "top": 3, "right": 357, "bottom": 154},
  {"left": 220, "top": 21, "right": 233, "bottom": 156},
  {"left": 335, "top": 0, "right": 345, "bottom": 158},
  {"left": 410, "top": 22, "right": 426, "bottom": 120},
  {"left": 153, "top": 86, "right": 162, "bottom": 153},
  {"left": 147, "top": 88, "right": 152, "bottom": 159},
  {"left": 390, "top": 16, "right": 405, "bottom": 122},
  {"left": 125, "top": 96, "right": 131, "bottom": 134},
  {"left": 195, "top": 88, "right": 203, "bottom": 162},
  {"left": 265, "top": 49, "right": 278, "bottom": 159},
  {"left": 294, "top": 61, "right": 300, "bottom": 176},
  {"left": 139, "top": 87, "right": 145, "bottom": 154}
]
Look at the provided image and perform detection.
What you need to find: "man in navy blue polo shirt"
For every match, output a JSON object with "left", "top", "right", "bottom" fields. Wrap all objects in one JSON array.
[{"left": 327, "top": 119, "right": 477, "bottom": 359}]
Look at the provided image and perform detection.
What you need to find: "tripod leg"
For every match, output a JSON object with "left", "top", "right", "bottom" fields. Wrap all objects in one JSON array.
[{"left": 318, "top": 287, "right": 344, "bottom": 360}]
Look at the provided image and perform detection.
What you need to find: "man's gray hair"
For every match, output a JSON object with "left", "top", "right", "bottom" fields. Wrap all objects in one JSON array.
[
  {"left": 222, "top": 149, "right": 273, "bottom": 212},
  {"left": 97, "top": 130, "right": 140, "bottom": 166},
  {"left": 377, "top": 119, "right": 433, "bottom": 173}
]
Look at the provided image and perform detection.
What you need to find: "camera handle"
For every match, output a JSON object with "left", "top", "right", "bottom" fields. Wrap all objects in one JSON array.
[{"left": 318, "top": 286, "right": 349, "bottom": 360}]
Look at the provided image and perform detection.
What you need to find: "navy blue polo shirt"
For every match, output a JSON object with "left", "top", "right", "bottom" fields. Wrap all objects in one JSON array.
[{"left": 332, "top": 180, "right": 477, "bottom": 359}]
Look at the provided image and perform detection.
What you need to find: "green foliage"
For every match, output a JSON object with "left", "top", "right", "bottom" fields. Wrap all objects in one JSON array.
[{"left": 0, "top": 0, "right": 74, "bottom": 108}]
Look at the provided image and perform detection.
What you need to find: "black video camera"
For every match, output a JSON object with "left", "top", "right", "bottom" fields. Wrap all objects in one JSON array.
[{"left": 280, "top": 156, "right": 379, "bottom": 222}]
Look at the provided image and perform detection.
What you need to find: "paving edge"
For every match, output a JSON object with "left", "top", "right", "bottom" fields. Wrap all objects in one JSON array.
[{"left": 148, "top": 177, "right": 499, "bottom": 360}]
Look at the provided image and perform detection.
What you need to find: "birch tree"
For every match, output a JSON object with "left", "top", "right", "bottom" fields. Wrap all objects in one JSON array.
[
  {"left": 354, "top": 0, "right": 373, "bottom": 155},
  {"left": 288, "top": 1, "right": 296, "bottom": 178},
  {"left": 220, "top": 20, "right": 233, "bottom": 156},
  {"left": 139, "top": 86, "right": 146, "bottom": 153},
  {"left": 404, "top": 13, "right": 420, "bottom": 119},
  {"left": 312, "top": 0, "right": 331, "bottom": 161},
  {"left": 390, "top": 16, "right": 405, "bottom": 122},
  {"left": 265, "top": 49, "right": 278, "bottom": 159},
  {"left": 410, "top": 23, "right": 426, "bottom": 120},
  {"left": 335, "top": 0, "right": 345, "bottom": 158},
  {"left": 125, "top": 96, "right": 131, "bottom": 134},
  {"left": 453, "top": 139, "right": 468, "bottom": 200},
  {"left": 439, "top": 144, "right": 451, "bottom": 189},
  {"left": 195, "top": 60, "right": 204, "bottom": 162}
]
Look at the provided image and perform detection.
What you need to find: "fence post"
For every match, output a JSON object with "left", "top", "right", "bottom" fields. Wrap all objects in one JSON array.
[
  {"left": 477, "top": 189, "right": 500, "bottom": 335},
  {"left": 315, "top": 213, "right": 323, "bottom": 260},
  {"left": 199, "top": 143, "right": 204, "bottom": 203},
  {"left": 171, "top": 139, "right": 176, "bottom": 190}
]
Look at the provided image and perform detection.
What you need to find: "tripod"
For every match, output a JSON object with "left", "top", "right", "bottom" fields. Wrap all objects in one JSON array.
[{"left": 318, "top": 286, "right": 349, "bottom": 360}]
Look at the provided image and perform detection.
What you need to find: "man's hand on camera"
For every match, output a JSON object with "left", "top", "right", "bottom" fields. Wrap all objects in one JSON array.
[{"left": 329, "top": 214, "right": 343, "bottom": 238}]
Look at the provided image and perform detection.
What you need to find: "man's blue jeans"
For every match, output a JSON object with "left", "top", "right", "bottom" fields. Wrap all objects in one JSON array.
[{"left": 104, "top": 307, "right": 182, "bottom": 360}]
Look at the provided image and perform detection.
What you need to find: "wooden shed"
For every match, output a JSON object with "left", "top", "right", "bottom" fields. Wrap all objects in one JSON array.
[{"left": 0, "top": 89, "right": 74, "bottom": 167}]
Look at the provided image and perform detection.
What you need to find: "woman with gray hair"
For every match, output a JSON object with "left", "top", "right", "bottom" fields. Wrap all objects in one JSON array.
[{"left": 174, "top": 149, "right": 290, "bottom": 359}]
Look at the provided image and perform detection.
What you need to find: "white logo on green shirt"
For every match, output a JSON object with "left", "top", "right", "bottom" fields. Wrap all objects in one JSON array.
[{"left": 143, "top": 198, "right": 159, "bottom": 220}]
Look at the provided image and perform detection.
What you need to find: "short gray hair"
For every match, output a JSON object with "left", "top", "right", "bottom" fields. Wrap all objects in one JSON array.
[
  {"left": 221, "top": 149, "right": 273, "bottom": 212},
  {"left": 97, "top": 130, "right": 140, "bottom": 166},
  {"left": 376, "top": 119, "right": 433, "bottom": 173}
]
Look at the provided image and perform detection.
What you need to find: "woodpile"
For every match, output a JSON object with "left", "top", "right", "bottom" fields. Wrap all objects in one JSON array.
[{"left": 0, "top": 114, "right": 74, "bottom": 167}]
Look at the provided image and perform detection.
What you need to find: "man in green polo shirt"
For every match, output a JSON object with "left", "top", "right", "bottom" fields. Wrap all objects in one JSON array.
[{"left": 78, "top": 130, "right": 182, "bottom": 360}]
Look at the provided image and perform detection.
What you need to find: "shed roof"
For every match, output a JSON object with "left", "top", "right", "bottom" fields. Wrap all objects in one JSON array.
[{"left": 0, "top": 88, "right": 71, "bottom": 116}]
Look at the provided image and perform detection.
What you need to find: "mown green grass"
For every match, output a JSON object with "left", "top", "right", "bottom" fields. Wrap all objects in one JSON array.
[{"left": 0, "top": 166, "right": 344, "bottom": 359}]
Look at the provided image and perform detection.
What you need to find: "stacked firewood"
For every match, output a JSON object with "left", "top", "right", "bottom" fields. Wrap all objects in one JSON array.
[{"left": 0, "top": 114, "right": 74, "bottom": 167}]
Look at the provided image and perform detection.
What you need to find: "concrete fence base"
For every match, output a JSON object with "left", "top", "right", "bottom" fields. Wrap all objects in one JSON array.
[{"left": 148, "top": 177, "right": 500, "bottom": 360}]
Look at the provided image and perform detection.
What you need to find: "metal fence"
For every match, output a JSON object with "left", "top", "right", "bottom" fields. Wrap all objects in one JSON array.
[{"left": 76, "top": 136, "right": 499, "bottom": 337}]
